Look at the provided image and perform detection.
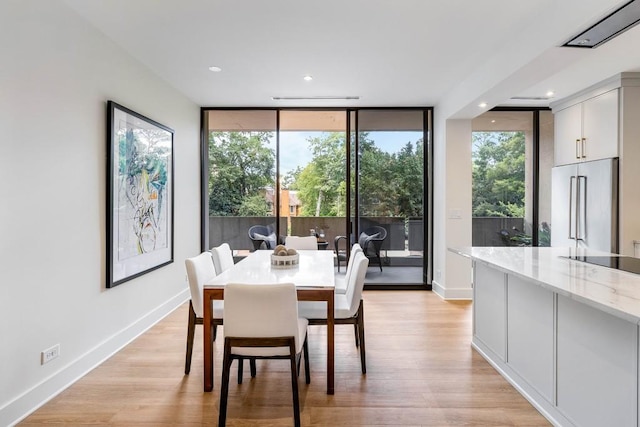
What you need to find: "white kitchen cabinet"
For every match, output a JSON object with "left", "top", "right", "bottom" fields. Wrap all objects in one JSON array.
[
  {"left": 554, "top": 89, "right": 618, "bottom": 166},
  {"left": 556, "top": 294, "right": 637, "bottom": 427},
  {"left": 473, "top": 263, "right": 506, "bottom": 360}
]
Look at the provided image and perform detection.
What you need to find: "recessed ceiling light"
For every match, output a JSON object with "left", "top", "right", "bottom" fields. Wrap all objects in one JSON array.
[
  {"left": 208, "top": 66, "right": 222, "bottom": 72},
  {"left": 478, "top": 102, "right": 488, "bottom": 108},
  {"left": 491, "top": 120, "right": 496, "bottom": 123},
  {"left": 546, "top": 90, "right": 555, "bottom": 97},
  {"left": 303, "top": 75, "right": 313, "bottom": 81}
]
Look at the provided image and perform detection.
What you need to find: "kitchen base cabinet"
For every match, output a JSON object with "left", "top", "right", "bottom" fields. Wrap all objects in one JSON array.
[
  {"left": 473, "top": 263, "right": 506, "bottom": 360},
  {"left": 506, "top": 274, "right": 554, "bottom": 403},
  {"left": 471, "top": 259, "right": 639, "bottom": 427},
  {"left": 556, "top": 295, "right": 637, "bottom": 427}
]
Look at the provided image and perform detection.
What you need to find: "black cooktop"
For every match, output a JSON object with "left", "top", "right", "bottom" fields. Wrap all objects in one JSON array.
[{"left": 562, "top": 255, "right": 640, "bottom": 275}]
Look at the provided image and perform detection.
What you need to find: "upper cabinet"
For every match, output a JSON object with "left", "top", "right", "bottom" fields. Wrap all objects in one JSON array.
[{"left": 553, "top": 89, "right": 619, "bottom": 166}]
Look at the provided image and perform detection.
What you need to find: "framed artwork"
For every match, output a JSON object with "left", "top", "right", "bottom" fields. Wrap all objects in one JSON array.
[{"left": 107, "top": 101, "right": 174, "bottom": 288}]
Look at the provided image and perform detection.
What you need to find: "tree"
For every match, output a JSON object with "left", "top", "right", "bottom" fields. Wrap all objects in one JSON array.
[
  {"left": 292, "top": 132, "right": 346, "bottom": 216},
  {"left": 472, "top": 131, "right": 525, "bottom": 217},
  {"left": 208, "top": 131, "right": 274, "bottom": 216}
]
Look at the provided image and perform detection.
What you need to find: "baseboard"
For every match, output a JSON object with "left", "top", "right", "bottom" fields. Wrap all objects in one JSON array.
[
  {"left": 431, "top": 280, "right": 473, "bottom": 300},
  {"left": 1, "top": 289, "right": 190, "bottom": 427}
]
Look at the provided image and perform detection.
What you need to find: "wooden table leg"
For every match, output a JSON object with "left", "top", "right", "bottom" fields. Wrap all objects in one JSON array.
[
  {"left": 327, "top": 290, "right": 335, "bottom": 395},
  {"left": 203, "top": 290, "right": 213, "bottom": 392}
]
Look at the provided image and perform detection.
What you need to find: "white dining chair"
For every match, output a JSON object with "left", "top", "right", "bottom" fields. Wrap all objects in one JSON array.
[
  {"left": 210, "top": 242, "right": 235, "bottom": 273},
  {"left": 218, "top": 282, "right": 310, "bottom": 427},
  {"left": 285, "top": 235, "right": 318, "bottom": 250},
  {"left": 334, "top": 243, "right": 363, "bottom": 295},
  {"left": 298, "top": 252, "right": 369, "bottom": 374},
  {"left": 184, "top": 252, "right": 224, "bottom": 375}
]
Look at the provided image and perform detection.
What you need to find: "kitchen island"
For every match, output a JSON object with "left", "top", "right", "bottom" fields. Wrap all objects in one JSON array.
[{"left": 452, "top": 246, "right": 640, "bottom": 427}]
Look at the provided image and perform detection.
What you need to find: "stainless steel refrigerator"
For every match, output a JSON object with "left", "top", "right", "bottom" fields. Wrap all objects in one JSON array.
[{"left": 551, "top": 158, "right": 618, "bottom": 252}]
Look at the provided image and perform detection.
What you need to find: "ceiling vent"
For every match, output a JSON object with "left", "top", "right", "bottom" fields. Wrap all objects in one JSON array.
[
  {"left": 564, "top": 0, "right": 640, "bottom": 48},
  {"left": 271, "top": 96, "right": 360, "bottom": 100},
  {"left": 510, "top": 96, "right": 552, "bottom": 101}
]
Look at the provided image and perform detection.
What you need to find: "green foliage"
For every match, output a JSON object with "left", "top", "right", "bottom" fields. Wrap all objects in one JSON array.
[
  {"left": 237, "top": 194, "right": 270, "bottom": 216},
  {"left": 208, "top": 131, "right": 274, "bottom": 216},
  {"left": 292, "top": 132, "right": 423, "bottom": 218},
  {"left": 208, "top": 129, "right": 423, "bottom": 219},
  {"left": 472, "top": 132, "right": 525, "bottom": 217}
]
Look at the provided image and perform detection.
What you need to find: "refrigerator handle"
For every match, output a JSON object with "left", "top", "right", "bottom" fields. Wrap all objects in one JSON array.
[
  {"left": 569, "top": 176, "right": 576, "bottom": 239},
  {"left": 577, "top": 175, "right": 587, "bottom": 241}
]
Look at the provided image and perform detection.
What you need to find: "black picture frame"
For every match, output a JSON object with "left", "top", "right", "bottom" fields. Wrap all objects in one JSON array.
[{"left": 107, "top": 101, "right": 174, "bottom": 288}]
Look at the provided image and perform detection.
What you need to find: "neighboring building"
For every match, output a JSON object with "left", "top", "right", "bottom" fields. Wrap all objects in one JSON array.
[{"left": 264, "top": 187, "right": 302, "bottom": 218}]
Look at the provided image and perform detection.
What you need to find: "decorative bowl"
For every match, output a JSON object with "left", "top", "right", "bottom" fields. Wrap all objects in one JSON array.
[{"left": 270, "top": 253, "right": 299, "bottom": 269}]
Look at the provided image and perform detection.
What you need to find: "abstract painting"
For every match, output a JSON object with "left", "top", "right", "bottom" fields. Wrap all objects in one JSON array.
[{"left": 107, "top": 101, "right": 174, "bottom": 288}]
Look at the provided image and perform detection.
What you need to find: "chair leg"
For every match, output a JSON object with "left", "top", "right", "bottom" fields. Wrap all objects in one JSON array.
[
  {"left": 289, "top": 344, "right": 301, "bottom": 427},
  {"left": 357, "top": 300, "right": 367, "bottom": 374},
  {"left": 250, "top": 358, "right": 257, "bottom": 378},
  {"left": 237, "top": 358, "right": 243, "bottom": 384},
  {"left": 218, "top": 340, "right": 233, "bottom": 427},
  {"left": 185, "top": 300, "right": 196, "bottom": 375},
  {"left": 354, "top": 323, "right": 359, "bottom": 347},
  {"left": 376, "top": 252, "right": 383, "bottom": 272},
  {"left": 303, "top": 335, "right": 310, "bottom": 385}
]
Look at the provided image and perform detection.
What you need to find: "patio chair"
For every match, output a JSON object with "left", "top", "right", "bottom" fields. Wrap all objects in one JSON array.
[
  {"left": 248, "top": 225, "right": 284, "bottom": 251},
  {"left": 358, "top": 226, "right": 387, "bottom": 271}
]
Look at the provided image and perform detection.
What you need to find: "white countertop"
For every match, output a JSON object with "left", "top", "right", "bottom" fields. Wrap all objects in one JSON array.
[{"left": 450, "top": 246, "right": 640, "bottom": 324}]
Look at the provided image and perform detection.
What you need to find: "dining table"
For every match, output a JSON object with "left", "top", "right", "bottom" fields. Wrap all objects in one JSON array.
[{"left": 202, "top": 249, "right": 336, "bottom": 394}]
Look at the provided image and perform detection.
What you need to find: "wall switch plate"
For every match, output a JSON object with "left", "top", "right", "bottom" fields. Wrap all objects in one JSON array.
[
  {"left": 449, "top": 209, "right": 462, "bottom": 219},
  {"left": 41, "top": 344, "right": 60, "bottom": 365}
]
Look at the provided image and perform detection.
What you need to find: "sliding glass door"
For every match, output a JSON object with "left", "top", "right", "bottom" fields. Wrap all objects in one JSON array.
[
  {"left": 203, "top": 108, "right": 432, "bottom": 287},
  {"left": 355, "top": 110, "right": 426, "bottom": 285}
]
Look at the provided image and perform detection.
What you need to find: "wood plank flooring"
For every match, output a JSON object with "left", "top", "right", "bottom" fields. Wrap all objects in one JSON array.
[{"left": 20, "top": 291, "right": 550, "bottom": 426}]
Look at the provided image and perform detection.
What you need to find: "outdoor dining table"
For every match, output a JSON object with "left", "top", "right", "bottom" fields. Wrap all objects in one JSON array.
[{"left": 202, "top": 249, "right": 336, "bottom": 394}]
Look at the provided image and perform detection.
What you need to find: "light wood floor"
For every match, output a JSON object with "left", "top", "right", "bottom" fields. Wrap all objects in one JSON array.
[{"left": 20, "top": 291, "right": 550, "bottom": 426}]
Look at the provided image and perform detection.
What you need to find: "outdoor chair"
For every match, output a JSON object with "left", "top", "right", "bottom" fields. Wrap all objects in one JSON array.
[
  {"left": 248, "top": 224, "right": 284, "bottom": 251},
  {"left": 358, "top": 226, "right": 387, "bottom": 271}
]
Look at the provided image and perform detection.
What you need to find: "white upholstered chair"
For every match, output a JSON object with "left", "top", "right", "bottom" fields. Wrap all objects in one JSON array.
[
  {"left": 334, "top": 243, "right": 363, "bottom": 295},
  {"left": 210, "top": 242, "right": 235, "bottom": 273},
  {"left": 218, "top": 282, "right": 310, "bottom": 427},
  {"left": 298, "top": 252, "right": 369, "bottom": 374},
  {"left": 184, "top": 252, "right": 223, "bottom": 375},
  {"left": 285, "top": 235, "right": 318, "bottom": 250}
]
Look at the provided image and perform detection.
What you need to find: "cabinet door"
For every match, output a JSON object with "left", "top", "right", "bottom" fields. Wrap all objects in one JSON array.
[
  {"left": 582, "top": 89, "right": 619, "bottom": 160},
  {"left": 554, "top": 103, "right": 582, "bottom": 166},
  {"left": 473, "top": 263, "right": 506, "bottom": 360}
]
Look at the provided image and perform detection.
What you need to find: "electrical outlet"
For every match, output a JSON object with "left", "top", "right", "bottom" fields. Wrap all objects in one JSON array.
[{"left": 41, "top": 344, "right": 60, "bottom": 365}]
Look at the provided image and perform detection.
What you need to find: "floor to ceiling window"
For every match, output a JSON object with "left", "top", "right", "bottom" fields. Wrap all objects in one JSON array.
[
  {"left": 202, "top": 108, "right": 432, "bottom": 287},
  {"left": 471, "top": 109, "right": 553, "bottom": 247}
]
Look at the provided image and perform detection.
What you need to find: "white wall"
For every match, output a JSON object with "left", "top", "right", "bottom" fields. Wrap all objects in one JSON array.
[
  {"left": 432, "top": 116, "right": 473, "bottom": 299},
  {"left": 0, "top": 2, "right": 200, "bottom": 425}
]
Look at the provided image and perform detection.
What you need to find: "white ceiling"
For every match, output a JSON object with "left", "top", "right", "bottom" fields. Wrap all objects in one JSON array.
[{"left": 63, "top": 0, "right": 640, "bottom": 119}]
